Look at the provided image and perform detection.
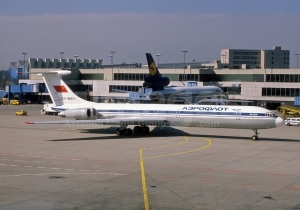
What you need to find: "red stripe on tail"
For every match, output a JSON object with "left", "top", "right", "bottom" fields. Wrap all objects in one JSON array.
[{"left": 53, "top": 86, "right": 68, "bottom": 92}]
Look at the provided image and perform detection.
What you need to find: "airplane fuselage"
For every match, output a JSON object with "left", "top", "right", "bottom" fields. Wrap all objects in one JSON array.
[{"left": 54, "top": 103, "right": 282, "bottom": 130}]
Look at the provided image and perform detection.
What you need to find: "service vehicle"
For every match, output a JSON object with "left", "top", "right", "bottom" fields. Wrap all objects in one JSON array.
[
  {"left": 15, "top": 110, "right": 27, "bottom": 116},
  {"left": 284, "top": 118, "right": 300, "bottom": 126},
  {"left": 10, "top": 100, "right": 20, "bottom": 105}
]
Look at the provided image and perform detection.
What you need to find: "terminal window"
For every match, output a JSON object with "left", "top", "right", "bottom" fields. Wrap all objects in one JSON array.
[{"left": 262, "top": 88, "right": 300, "bottom": 97}]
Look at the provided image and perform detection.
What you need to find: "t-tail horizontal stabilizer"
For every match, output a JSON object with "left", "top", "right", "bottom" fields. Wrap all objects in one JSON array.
[{"left": 36, "top": 70, "right": 94, "bottom": 107}]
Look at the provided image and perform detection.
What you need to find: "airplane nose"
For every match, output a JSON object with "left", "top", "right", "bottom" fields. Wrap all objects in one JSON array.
[{"left": 275, "top": 117, "right": 284, "bottom": 127}]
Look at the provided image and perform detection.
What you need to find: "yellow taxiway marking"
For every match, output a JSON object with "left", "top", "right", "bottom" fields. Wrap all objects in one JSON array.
[
  {"left": 144, "top": 137, "right": 211, "bottom": 159},
  {"left": 139, "top": 149, "right": 149, "bottom": 210},
  {"left": 139, "top": 137, "right": 212, "bottom": 210},
  {"left": 141, "top": 137, "right": 189, "bottom": 150}
]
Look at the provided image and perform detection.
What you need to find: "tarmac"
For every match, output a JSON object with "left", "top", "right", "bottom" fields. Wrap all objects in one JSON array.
[{"left": 0, "top": 104, "right": 300, "bottom": 210}]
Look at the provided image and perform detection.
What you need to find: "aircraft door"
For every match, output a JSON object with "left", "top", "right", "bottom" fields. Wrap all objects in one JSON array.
[
  {"left": 233, "top": 109, "right": 241, "bottom": 120},
  {"left": 236, "top": 110, "right": 241, "bottom": 120},
  {"left": 176, "top": 109, "right": 180, "bottom": 118}
]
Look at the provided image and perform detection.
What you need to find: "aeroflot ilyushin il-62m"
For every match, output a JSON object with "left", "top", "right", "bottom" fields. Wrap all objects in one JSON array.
[
  {"left": 113, "top": 53, "right": 224, "bottom": 104},
  {"left": 25, "top": 70, "right": 284, "bottom": 140}
]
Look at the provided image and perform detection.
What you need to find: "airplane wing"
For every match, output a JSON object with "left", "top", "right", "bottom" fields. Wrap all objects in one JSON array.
[
  {"left": 150, "top": 89, "right": 185, "bottom": 97},
  {"left": 180, "top": 98, "right": 193, "bottom": 104},
  {"left": 169, "top": 90, "right": 186, "bottom": 95},
  {"left": 111, "top": 89, "right": 149, "bottom": 97},
  {"left": 178, "top": 98, "right": 252, "bottom": 105},
  {"left": 196, "top": 98, "right": 252, "bottom": 104},
  {"left": 111, "top": 89, "right": 136, "bottom": 93},
  {"left": 25, "top": 116, "right": 169, "bottom": 126}
]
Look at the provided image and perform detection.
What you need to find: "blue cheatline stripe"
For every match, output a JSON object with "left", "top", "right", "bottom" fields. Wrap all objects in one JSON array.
[
  {"left": 96, "top": 109, "right": 266, "bottom": 117},
  {"left": 52, "top": 108, "right": 67, "bottom": 111},
  {"left": 51, "top": 107, "right": 267, "bottom": 117}
]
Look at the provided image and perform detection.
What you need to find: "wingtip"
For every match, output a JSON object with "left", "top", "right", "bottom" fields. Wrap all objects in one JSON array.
[{"left": 25, "top": 122, "right": 34, "bottom": 124}]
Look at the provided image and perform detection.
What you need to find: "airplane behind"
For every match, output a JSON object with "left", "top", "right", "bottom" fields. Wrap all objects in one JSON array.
[
  {"left": 25, "top": 70, "right": 284, "bottom": 140},
  {"left": 148, "top": 85, "right": 224, "bottom": 104},
  {"left": 112, "top": 53, "right": 224, "bottom": 104}
]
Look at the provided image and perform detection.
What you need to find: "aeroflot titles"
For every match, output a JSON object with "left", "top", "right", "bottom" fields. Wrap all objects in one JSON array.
[{"left": 182, "top": 106, "right": 229, "bottom": 111}]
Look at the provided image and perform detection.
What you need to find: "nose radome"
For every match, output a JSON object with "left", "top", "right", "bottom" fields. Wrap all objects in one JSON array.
[{"left": 275, "top": 117, "right": 284, "bottom": 127}]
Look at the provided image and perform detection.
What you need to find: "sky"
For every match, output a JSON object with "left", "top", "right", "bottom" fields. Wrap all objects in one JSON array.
[{"left": 1, "top": 0, "right": 300, "bottom": 69}]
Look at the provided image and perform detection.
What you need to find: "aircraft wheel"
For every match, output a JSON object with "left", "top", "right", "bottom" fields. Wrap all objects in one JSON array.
[
  {"left": 141, "top": 126, "right": 149, "bottom": 134},
  {"left": 124, "top": 128, "right": 132, "bottom": 136},
  {"left": 116, "top": 128, "right": 124, "bottom": 136},
  {"left": 134, "top": 126, "right": 141, "bottom": 133},
  {"left": 252, "top": 135, "right": 258, "bottom": 141}
]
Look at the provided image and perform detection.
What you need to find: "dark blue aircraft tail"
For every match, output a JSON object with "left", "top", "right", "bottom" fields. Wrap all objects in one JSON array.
[
  {"left": 144, "top": 53, "right": 170, "bottom": 91},
  {"left": 146, "top": 53, "right": 161, "bottom": 77}
]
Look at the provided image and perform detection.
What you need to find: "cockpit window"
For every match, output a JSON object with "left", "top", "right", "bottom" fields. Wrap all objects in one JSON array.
[{"left": 266, "top": 112, "right": 278, "bottom": 118}]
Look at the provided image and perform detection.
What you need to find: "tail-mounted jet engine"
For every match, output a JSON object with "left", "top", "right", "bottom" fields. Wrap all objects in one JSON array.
[
  {"left": 144, "top": 53, "right": 170, "bottom": 91},
  {"left": 143, "top": 76, "right": 170, "bottom": 91},
  {"left": 58, "top": 108, "right": 97, "bottom": 119}
]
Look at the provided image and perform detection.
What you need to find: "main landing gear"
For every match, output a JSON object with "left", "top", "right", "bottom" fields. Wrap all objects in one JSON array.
[
  {"left": 116, "top": 126, "right": 150, "bottom": 136},
  {"left": 252, "top": 129, "right": 259, "bottom": 140},
  {"left": 116, "top": 128, "right": 132, "bottom": 136}
]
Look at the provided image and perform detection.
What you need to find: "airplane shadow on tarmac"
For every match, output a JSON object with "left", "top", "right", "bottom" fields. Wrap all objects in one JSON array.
[
  {"left": 47, "top": 126, "right": 300, "bottom": 142},
  {"left": 189, "top": 134, "right": 300, "bottom": 142},
  {"left": 48, "top": 127, "right": 189, "bottom": 142}
]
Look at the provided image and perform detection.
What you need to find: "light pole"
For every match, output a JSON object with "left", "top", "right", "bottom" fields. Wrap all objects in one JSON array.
[
  {"left": 74, "top": 55, "right": 79, "bottom": 68},
  {"left": 1, "top": 75, "right": 4, "bottom": 89},
  {"left": 22, "top": 52, "right": 27, "bottom": 79},
  {"left": 221, "top": 54, "right": 226, "bottom": 69},
  {"left": 182, "top": 50, "right": 188, "bottom": 81},
  {"left": 59, "top": 52, "right": 65, "bottom": 59},
  {"left": 22, "top": 52, "right": 27, "bottom": 70},
  {"left": 156, "top": 54, "right": 161, "bottom": 67},
  {"left": 295, "top": 53, "right": 300, "bottom": 69},
  {"left": 109, "top": 51, "right": 116, "bottom": 80},
  {"left": 59, "top": 52, "right": 65, "bottom": 68}
]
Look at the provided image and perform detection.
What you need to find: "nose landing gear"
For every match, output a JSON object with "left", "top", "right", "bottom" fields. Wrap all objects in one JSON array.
[{"left": 252, "top": 129, "right": 259, "bottom": 140}]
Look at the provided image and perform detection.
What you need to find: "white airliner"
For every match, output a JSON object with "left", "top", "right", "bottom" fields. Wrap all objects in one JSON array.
[
  {"left": 113, "top": 53, "right": 224, "bottom": 104},
  {"left": 25, "top": 70, "right": 284, "bottom": 140}
]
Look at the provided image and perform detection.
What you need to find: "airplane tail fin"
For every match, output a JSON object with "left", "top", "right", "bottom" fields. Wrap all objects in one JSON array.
[
  {"left": 39, "top": 70, "right": 88, "bottom": 106},
  {"left": 146, "top": 53, "right": 161, "bottom": 77},
  {"left": 144, "top": 53, "right": 170, "bottom": 90}
]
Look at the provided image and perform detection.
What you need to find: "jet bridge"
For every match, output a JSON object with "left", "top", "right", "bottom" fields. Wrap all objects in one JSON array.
[{"left": 5, "top": 83, "right": 46, "bottom": 104}]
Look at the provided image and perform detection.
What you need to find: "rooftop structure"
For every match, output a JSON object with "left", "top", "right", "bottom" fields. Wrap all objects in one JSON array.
[
  {"left": 220, "top": 46, "right": 290, "bottom": 69},
  {"left": 28, "top": 58, "right": 103, "bottom": 69}
]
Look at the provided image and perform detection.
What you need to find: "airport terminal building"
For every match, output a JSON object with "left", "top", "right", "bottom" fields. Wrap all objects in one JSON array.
[{"left": 6, "top": 46, "right": 300, "bottom": 108}]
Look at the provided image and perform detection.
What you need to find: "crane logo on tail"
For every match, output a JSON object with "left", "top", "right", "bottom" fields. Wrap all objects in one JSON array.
[{"left": 149, "top": 62, "right": 157, "bottom": 75}]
